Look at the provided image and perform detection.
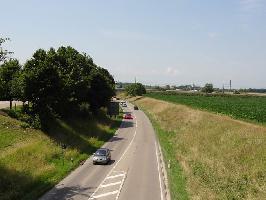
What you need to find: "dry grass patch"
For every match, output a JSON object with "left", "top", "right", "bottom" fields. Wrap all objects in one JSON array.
[{"left": 133, "top": 97, "right": 266, "bottom": 200}]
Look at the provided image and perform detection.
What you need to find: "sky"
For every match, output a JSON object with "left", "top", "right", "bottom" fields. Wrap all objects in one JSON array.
[{"left": 1, "top": 0, "right": 266, "bottom": 88}]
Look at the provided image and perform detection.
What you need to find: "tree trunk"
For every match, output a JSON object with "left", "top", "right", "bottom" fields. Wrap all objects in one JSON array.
[{"left": 9, "top": 100, "right": 12, "bottom": 110}]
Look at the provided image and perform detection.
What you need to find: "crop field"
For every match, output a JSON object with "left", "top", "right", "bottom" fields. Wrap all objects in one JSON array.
[{"left": 145, "top": 92, "right": 266, "bottom": 124}]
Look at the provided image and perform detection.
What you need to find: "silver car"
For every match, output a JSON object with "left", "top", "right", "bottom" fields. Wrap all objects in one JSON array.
[{"left": 93, "top": 148, "right": 111, "bottom": 164}]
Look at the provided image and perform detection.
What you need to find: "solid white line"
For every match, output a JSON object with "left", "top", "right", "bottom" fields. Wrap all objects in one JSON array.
[
  {"left": 92, "top": 190, "right": 118, "bottom": 199},
  {"left": 88, "top": 122, "right": 138, "bottom": 200},
  {"left": 155, "top": 141, "right": 164, "bottom": 200},
  {"left": 100, "top": 181, "right": 122, "bottom": 188},
  {"left": 106, "top": 174, "right": 125, "bottom": 179}
]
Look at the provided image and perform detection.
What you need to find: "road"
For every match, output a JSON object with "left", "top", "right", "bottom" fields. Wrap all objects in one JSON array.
[
  {"left": 0, "top": 101, "right": 22, "bottom": 109},
  {"left": 40, "top": 102, "right": 166, "bottom": 200}
]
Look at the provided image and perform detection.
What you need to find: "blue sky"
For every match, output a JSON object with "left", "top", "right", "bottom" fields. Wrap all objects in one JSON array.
[{"left": 1, "top": 0, "right": 266, "bottom": 88}]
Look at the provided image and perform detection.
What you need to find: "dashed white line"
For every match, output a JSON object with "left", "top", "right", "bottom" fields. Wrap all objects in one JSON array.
[{"left": 155, "top": 141, "right": 164, "bottom": 200}]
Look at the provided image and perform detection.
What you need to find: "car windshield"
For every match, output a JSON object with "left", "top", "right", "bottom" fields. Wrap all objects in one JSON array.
[{"left": 95, "top": 149, "right": 106, "bottom": 156}]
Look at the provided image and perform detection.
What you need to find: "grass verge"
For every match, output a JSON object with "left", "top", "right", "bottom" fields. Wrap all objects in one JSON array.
[
  {"left": 0, "top": 109, "right": 122, "bottom": 200},
  {"left": 147, "top": 112, "right": 189, "bottom": 200},
  {"left": 130, "top": 96, "right": 266, "bottom": 200}
]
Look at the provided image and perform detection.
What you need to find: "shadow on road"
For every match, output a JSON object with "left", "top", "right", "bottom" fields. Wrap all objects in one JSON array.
[
  {"left": 120, "top": 121, "right": 134, "bottom": 128},
  {"left": 93, "top": 159, "right": 116, "bottom": 166},
  {"left": 41, "top": 185, "right": 93, "bottom": 200},
  {"left": 108, "top": 159, "right": 116, "bottom": 165},
  {"left": 109, "top": 136, "right": 124, "bottom": 142}
]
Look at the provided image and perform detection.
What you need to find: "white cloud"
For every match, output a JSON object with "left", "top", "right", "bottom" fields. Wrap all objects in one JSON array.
[{"left": 165, "top": 67, "right": 180, "bottom": 76}]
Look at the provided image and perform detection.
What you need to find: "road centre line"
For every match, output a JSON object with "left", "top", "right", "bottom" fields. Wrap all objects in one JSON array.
[
  {"left": 155, "top": 141, "right": 164, "bottom": 200},
  {"left": 92, "top": 190, "right": 119, "bottom": 199},
  {"left": 100, "top": 181, "right": 122, "bottom": 188},
  {"left": 88, "top": 113, "right": 138, "bottom": 200}
]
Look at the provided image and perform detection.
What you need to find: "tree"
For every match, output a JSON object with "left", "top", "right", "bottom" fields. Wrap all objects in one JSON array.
[
  {"left": 88, "top": 67, "right": 115, "bottom": 113},
  {"left": 0, "top": 59, "right": 22, "bottom": 109},
  {"left": 202, "top": 83, "right": 214, "bottom": 93},
  {"left": 125, "top": 83, "right": 146, "bottom": 96},
  {"left": 23, "top": 49, "right": 65, "bottom": 116},
  {"left": 23, "top": 46, "right": 115, "bottom": 119},
  {"left": 0, "top": 38, "right": 13, "bottom": 63}
]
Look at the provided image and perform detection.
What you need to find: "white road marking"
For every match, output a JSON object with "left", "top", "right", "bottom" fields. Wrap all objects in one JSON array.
[
  {"left": 100, "top": 181, "right": 122, "bottom": 188},
  {"left": 115, "top": 171, "right": 127, "bottom": 200},
  {"left": 155, "top": 141, "right": 164, "bottom": 200},
  {"left": 92, "top": 190, "right": 118, "bottom": 199},
  {"left": 88, "top": 113, "right": 138, "bottom": 200},
  {"left": 113, "top": 170, "right": 125, "bottom": 174},
  {"left": 106, "top": 174, "right": 125, "bottom": 179}
]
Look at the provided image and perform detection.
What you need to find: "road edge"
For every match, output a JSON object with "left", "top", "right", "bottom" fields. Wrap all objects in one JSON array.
[{"left": 156, "top": 139, "right": 171, "bottom": 200}]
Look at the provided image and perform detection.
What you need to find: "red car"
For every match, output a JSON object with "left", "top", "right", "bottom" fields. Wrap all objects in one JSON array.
[{"left": 124, "top": 113, "right": 133, "bottom": 119}]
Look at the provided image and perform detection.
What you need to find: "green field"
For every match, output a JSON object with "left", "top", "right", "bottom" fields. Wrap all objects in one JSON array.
[
  {"left": 145, "top": 92, "right": 266, "bottom": 124},
  {"left": 0, "top": 110, "right": 122, "bottom": 200}
]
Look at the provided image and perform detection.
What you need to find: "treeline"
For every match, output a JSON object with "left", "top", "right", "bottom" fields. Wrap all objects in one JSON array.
[
  {"left": 239, "top": 88, "right": 266, "bottom": 93},
  {"left": 0, "top": 41, "right": 115, "bottom": 128}
]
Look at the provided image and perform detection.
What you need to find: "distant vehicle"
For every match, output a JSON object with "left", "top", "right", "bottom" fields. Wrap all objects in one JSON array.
[
  {"left": 133, "top": 105, "right": 139, "bottom": 110},
  {"left": 93, "top": 148, "right": 111, "bottom": 164},
  {"left": 124, "top": 113, "right": 133, "bottom": 119}
]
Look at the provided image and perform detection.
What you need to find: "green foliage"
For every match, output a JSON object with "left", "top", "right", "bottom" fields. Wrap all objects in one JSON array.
[
  {"left": 145, "top": 92, "right": 266, "bottom": 123},
  {"left": 23, "top": 49, "right": 62, "bottom": 116},
  {"left": 22, "top": 46, "right": 115, "bottom": 121},
  {"left": 125, "top": 83, "right": 146, "bottom": 96},
  {"left": 0, "top": 59, "right": 22, "bottom": 106},
  {"left": 0, "top": 38, "right": 13, "bottom": 63},
  {"left": 201, "top": 83, "right": 214, "bottom": 93},
  {"left": 3, "top": 107, "right": 41, "bottom": 129}
]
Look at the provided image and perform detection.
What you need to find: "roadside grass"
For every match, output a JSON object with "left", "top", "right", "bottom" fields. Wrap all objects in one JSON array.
[
  {"left": 131, "top": 97, "right": 266, "bottom": 200},
  {"left": 0, "top": 110, "right": 122, "bottom": 200},
  {"left": 149, "top": 115, "right": 189, "bottom": 200}
]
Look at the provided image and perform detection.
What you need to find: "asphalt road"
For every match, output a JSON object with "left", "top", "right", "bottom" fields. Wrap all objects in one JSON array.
[
  {"left": 40, "top": 102, "right": 165, "bottom": 200},
  {"left": 0, "top": 101, "right": 22, "bottom": 109}
]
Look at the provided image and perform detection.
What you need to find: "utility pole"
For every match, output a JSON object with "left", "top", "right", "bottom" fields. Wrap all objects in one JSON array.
[{"left": 229, "top": 80, "right": 232, "bottom": 92}]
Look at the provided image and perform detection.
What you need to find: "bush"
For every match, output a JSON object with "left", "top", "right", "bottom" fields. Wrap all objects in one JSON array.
[
  {"left": 20, "top": 122, "right": 30, "bottom": 129},
  {"left": 202, "top": 83, "right": 214, "bottom": 93},
  {"left": 6, "top": 109, "right": 19, "bottom": 119},
  {"left": 125, "top": 83, "right": 146, "bottom": 96}
]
